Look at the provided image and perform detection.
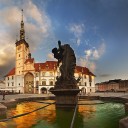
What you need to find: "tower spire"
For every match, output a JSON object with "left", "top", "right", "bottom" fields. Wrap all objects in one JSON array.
[{"left": 20, "top": 9, "right": 25, "bottom": 40}]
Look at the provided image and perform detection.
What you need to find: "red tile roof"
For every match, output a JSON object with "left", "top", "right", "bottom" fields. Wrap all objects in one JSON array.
[
  {"left": 6, "top": 68, "right": 15, "bottom": 76},
  {"left": 24, "top": 58, "right": 34, "bottom": 64},
  {"left": 34, "top": 61, "right": 57, "bottom": 72},
  {"left": 6, "top": 61, "right": 95, "bottom": 76}
]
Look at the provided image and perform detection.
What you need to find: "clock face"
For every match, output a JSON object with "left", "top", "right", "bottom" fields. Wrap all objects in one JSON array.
[{"left": 18, "top": 45, "right": 21, "bottom": 50}]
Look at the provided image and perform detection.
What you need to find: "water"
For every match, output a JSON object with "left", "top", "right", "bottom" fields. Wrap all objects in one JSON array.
[{"left": 0, "top": 100, "right": 127, "bottom": 128}]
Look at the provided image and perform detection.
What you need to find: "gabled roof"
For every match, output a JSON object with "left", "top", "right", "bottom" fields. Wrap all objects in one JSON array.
[
  {"left": 24, "top": 58, "right": 34, "bottom": 64},
  {"left": 6, "top": 68, "right": 15, "bottom": 76}
]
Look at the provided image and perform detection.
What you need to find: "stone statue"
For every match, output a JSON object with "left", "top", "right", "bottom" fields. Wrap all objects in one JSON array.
[{"left": 52, "top": 40, "right": 80, "bottom": 89}]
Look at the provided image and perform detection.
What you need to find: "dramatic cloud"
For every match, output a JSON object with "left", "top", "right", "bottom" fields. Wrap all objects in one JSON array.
[
  {"left": 68, "top": 23, "right": 85, "bottom": 46},
  {"left": 0, "top": 0, "right": 53, "bottom": 77},
  {"left": 77, "top": 40, "right": 106, "bottom": 72}
]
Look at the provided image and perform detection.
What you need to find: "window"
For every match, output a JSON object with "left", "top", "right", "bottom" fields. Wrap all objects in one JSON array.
[
  {"left": 89, "top": 75, "right": 92, "bottom": 82},
  {"left": 8, "top": 83, "right": 9, "bottom": 86},
  {"left": 84, "top": 75, "right": 86, "bottom": 79},
  {"left": 90, "top": 82, "right": 91, "bottom": 86},
  {"left": 42, "top": 72, "right": 45, "bottom": 76},
  {"left": 12, "top": 76, "right": 13, "bottom": 80},
  {"left": 12, "top": 82, "right": 14, "bottom": 86},
  {"left": 50, "top": 81, "right": 53, "bottom": 85},
  {"left": 79, "top": 73, "right": 81, "bottom": 77},
  {"left": 19, "top": 54, "right": 20, "bottom": 57},
  {"left": 19, "top": 83, "right": 20, "bottom": 86},
  {"left": 90, "top": 89, "right": 92, "bottom": 92},
  {"left": 42, "top": 81, "right": 46, "bottom": 85},
  {"left": 36, "top": 73, "right": 38, "bottom": 77},
  {"left": 19, "top": 71, "right": 20, "bottom": 74},
  {"left": 8, "top": 77, "right": 9, "bottom": 80},
  {"left": 85, "top": 82, "right": 86, "bottom": 86},
  {"left": 50, "top": 72, "right": 53, "bottom": 76}
]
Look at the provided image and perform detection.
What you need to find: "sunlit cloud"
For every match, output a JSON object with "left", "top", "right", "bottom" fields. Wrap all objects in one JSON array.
[
  {"left": 77, "top": 40, "right": 106, "bottom": 72},
  {"left": 68, "top": 23, "right": 85, "bottom": 46},
  {"left": 0, "top": 0, "right": 53, "bottom": 76},
  {"left": 47, "top": 53, "right": 56, "bottom": 61}
]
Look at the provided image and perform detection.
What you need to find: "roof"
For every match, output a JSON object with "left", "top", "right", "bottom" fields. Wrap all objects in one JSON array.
[
  {"left": 6, "top": 61, "right": 95, "bottom": 76},
  {"left": 24, "top": 58, "right": 34, "bottom": 64},
  {"left": 15, "top": 39, "right": 29, "bottom": 48},
  {"left": 75, "top": 66, "right": 95, "bottom": 76},
  {"left": 6, "top": 68, "right": 15, "bottom": 76},
  {"left": 34, "top": 61, "right": 57, "bottom": 72}
]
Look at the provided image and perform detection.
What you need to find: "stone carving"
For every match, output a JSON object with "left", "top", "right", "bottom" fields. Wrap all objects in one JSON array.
[{"left": 52, "top": 40, "right": 80, "bottom": 89}]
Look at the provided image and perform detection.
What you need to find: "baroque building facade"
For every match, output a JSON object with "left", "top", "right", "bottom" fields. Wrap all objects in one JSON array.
[
  {"left": 95, "top": 79, "right": 128, "bottom": 92},
  {"left": 5, "top": 12, "right": 95, "bottom": 94}
]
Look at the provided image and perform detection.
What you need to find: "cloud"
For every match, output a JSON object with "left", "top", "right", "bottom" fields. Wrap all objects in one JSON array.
[
  {"left": 68, "top": 23, "right": 85, "bottom": 46},
  {"left": 77, "top": 40, "right": 106, "bottom": 72},
  {"left": 0, "top": 0, "right": 53, "bottom": 76},
  {"left": 98, "top": 74, "right": 112, "bottom": 77},
  {"left": 85, "top": 40, "right": 105, "bottom": 60},
  {"left": 47, "top": 53, "right": 56, "bottom": 61}
]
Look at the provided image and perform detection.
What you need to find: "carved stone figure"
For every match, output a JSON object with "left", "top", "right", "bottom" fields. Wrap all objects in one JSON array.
[{"left": 52, "top": 40, "right": 80, "bottom": 89}]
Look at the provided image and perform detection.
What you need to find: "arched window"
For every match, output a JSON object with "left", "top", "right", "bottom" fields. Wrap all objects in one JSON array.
[
  {"left": 50, "top": 81, "right": 53, "bottom": 85},
  {"left": 42, "top": 81, "right": 46, "bottom": 85}
]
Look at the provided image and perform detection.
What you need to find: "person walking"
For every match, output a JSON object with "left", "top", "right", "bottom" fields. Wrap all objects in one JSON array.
[{"left": 2, "top": 91, "right": 5, "bottom": 100}]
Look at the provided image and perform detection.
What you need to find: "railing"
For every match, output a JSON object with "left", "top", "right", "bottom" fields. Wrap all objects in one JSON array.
[
  {"left": 70, "top": 103, "right": 78, "bottom": 128},
  {"left": 0, "top": 102, "right": 55, "bottom": 122}
]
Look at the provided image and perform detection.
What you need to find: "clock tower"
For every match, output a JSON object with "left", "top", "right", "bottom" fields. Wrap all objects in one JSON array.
[{"left": 15, "top": 10, "right": 30, "bottom": 75}]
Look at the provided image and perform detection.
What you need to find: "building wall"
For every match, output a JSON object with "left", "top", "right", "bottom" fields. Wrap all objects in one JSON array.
[
  {"left": 0, "top": 81, "right": 5, "bottom": 89},
  {"left": 96, "top": 80, "right": 128, "bottom": 92}
]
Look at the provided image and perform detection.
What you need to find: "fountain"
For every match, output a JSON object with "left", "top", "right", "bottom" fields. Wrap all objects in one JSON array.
[{"left": 50, "top": 40, "right": 81, "bottom": 107}]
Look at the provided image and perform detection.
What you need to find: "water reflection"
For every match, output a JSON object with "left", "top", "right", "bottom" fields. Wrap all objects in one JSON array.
[
  {"left": 0, "top": 101, "right": 126, "bottom": 128},
  {"left": 0, "top": 101, "right": 56, "bottom": 128}
]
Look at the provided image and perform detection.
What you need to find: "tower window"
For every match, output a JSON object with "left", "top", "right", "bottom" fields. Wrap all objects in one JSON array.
[
  {"left": 8, "top": 77, "right": 9, "bottom": 80},
  {"left": 19, "top": 83, "right": 20, "bottom": 86},
  {"left": 12, "top": 76, "right": 13, "bottom": 80},
  {"left": 85, "top": 82, "right": 86, "bottom": 86},
  {"left": 8, "top": 83, "right": 9, "bottom": 86},
  {"left": 19, "top": 71, "right": 20, "bottom": 74},
  {"left": 90, "top": 82, "right": 91, "bottom": 86},
  {"left": 19, "top": 54, "right": 20, "bottom": 57}
]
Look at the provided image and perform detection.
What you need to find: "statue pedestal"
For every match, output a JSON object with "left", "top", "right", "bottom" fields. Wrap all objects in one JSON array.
[{"left": 50, "top": 89, "right": 81, "bottom": 107}]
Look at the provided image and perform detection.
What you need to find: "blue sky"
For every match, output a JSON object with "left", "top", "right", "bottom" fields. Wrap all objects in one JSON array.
[{"left": 0, "top": 0, "right": 128, "bottom": 83}]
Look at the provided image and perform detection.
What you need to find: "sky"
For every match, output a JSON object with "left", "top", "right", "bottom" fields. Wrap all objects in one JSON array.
[{"left": 0, "top": 0, "right": 128, "bottom": 83}]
